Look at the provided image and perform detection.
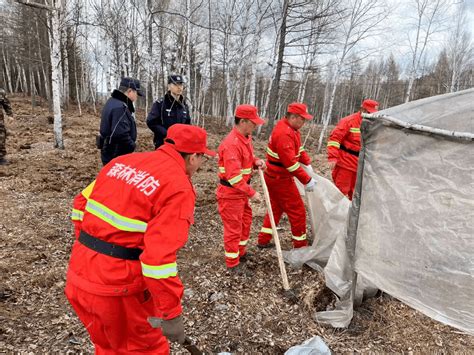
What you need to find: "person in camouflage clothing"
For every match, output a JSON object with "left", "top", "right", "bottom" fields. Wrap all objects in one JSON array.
[{"left": 0, "top": 88, "right": 13, "bottom": 165}]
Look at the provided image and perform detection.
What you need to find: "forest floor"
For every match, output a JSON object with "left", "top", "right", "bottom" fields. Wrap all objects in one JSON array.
[{"left": 0, "top": 96, "right": 472, "bottom": 354}]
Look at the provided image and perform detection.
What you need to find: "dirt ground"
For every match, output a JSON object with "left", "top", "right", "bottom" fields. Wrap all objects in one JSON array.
[{"left": 0, "top": 96, "right": 472, "bottom": 354}]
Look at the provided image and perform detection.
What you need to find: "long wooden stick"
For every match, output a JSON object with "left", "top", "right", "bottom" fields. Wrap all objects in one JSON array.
[
  {"left": 258, "top": 169, "right": 290, "bottom": 290},
  {"left": 306, "top": 191, "right": 318, "bottom": 246}
]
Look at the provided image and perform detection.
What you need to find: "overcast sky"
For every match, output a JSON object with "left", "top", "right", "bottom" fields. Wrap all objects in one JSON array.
[
  {"left": 2, "top": 0, "right": 472, "bottom": 85},
  {"left": 262, "top": 0, "right": 474, "bottom": 79},
  {"left": 369, "top": 0, "right": 473, "bottom": 70}
]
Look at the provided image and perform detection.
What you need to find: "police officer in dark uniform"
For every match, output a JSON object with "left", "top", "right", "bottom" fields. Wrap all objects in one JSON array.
[
  {"left": 98, "top": 77, "right": 143, "bottom": 165},
  {"left": 146, "top": 75, "right": 191, "bottom": 149},
  {"left": 0, "top": 88, "right": 13, "bottom": 165}
]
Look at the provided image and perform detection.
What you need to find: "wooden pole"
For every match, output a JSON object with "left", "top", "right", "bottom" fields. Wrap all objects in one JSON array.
[{"left": 258, "top": 169, "right": 290, "bottom": 291}]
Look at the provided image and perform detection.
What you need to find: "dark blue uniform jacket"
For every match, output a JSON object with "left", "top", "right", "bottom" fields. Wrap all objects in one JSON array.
[
  {"left": 146, "top": 92, "right": 190, "bottom": 148},
  {"left": 99, "top": 89, "right": 137, "bottom": 165}
]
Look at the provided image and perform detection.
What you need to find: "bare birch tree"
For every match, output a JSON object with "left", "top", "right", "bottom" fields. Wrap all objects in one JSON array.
[
  {"left": 404, "top": 0, "right": 449, "bottom": 102},
  {"left": 17, "top": 0, "right": 64, "bottom": 149},
  {"left": 265, "top": 0, "right": 289, "bottom": 135},
  {"left": 4, "top": 0, "right": 472, "bottom": 141},
  {"left": 446, "top": 2, "right": 473, "bottom": 93},
  {"left": 317, "top": 0, "right": 387, "bottom": 152}
]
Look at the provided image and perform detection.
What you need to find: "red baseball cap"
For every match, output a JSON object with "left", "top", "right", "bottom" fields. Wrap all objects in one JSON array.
[
  {"left": 235, "top": 104, "right": 265, "bottom": 125},
  {"left": 165, "top": 124, "right": 216, "bottom": 156},
  {"left": 287, "top": 102, "right": 313, "bottom": 120},
  {"left": 362, "top": 99, "right": 379, "bottom": 113}
]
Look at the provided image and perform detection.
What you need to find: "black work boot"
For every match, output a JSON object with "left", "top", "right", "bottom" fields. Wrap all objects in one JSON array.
[
  {"left": 239, "top": 252, "right": 253, "bottom": 262},
  {"left": 257, "top": 242, "right": 275, "bottom": 249},
  {"left": 226, "top": 263, "right": 252, "bottom": 276},
  {"left": 0, "top": 157, "right": 9, "bottom": 166}
]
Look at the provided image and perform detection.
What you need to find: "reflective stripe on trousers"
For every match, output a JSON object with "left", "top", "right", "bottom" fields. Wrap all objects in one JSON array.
[
  {"left": 225, "top": 251, "right": 239, "bottom": 259},
  {"left": 292, "top": 233, "right": 307, "bottom": 241}
]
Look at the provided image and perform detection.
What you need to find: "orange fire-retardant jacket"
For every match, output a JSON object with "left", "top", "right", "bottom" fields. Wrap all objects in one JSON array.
[
  {"left": 217, "top": 127, "right": 259, "bottom": 199},
  {"left": 327, "top": 112, "right": 362, "bottom": 172},
  {"left": 265, "top": 118, "right": 312, "bottom": 184},
  {"left": 68, "top": 144, "right": 195, "bottom": 320}
]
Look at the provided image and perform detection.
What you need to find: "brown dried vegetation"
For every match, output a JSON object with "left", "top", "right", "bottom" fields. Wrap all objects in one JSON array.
[{"left": 0, "top": 97, "right": 472, "bottom": 353}]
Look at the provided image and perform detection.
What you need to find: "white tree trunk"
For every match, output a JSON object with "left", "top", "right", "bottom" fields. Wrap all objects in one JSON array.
[
  {"left": 207, "top": 0, "right": 214, "bottom": 117},
  {"left": 21, "top": 66, "right": 28, "bottom": 94},
  {"left": 185, "top": 0, "right": 192, "bottom": 103},
  {"left": 235, "top": 60, "right": 243, "bottom": 105},
  {"left": 261, "top": 49, "right": 278, "bottom": 120},
  {"left": 405, "top": 0, "right": 447, "bottom": 102},
  {"left": 317, "top": 63, "right": 341, "bottom": 152},
  {"left": 257, "top": 78, "right": 271, "bottom": 135},
  {"left": 74, "top": 55, "right": 82, "bottom": 116},
  {"left": 448, "top": 3, "right": 469, "bottom": 93},
  {"left": 90, "top": 66, "right": 97, "bottom": 115},
  {"left": 298, "top": 53, "right": 316, "bottom": 103},
  {"left": 80, "top": 54, "right": 87, "bottom": 102},
  {"left": 36, "top": 69, "right": 42, "bottom": 99},
  {"left": 405, "top": 68, "right": 416, "bottom": 103},
  {"left": 146, "top": 0, "right": 154, "bottom": 113},
  {"left": 248, "top": 51, "right": 258, "bottom": 105},
  {"left": 106, "top": 67, "right": 113, "bottom": 94},
  {"left": 316, "top": 0, "right": 388, "bottom": 150},
  {"left": 14, "top": 66, "right": 20, "bottom": 92},
  {"left": 35, "top": 19, "right": 50, "bottom": 100},
  {"left": 30, "top": 69, "right": 36, "bottom": 108},
  {"left": 2, "top": 48, "right": 13, "bottom": 93},
  {"left": 225, "top": 68, "right": 233, "bottom": 126},
  {"left": 247, "top": 5, "right": 265, "bottom": 107},
  {"left": 50, "top": 0, "right": 64, "bottom": 149},
  {"left": 297, "top": 39, "right": 313, "bottom": 102},
  {"left": 62, "top": 33, "right": 69, "bottom": 107},
  {"left": 319, "top": 74, "right": 332, "bottom": 125}
]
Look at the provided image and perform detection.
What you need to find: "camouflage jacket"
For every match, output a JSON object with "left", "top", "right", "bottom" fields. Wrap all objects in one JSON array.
[{"left": 0, "top": 90, "right": 13, "bottom": 118}]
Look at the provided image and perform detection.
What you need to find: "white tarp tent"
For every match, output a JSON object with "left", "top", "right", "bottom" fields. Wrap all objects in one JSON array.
[{"left": 285, "top": 88, "right": 474, "bottom": 334}]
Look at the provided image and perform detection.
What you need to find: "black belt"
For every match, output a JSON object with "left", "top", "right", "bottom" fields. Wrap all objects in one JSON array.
[
  {"left": 219, "top": 179, "right": 233, "bottom": 187},
  {"left": 78, "top": 230, "right": 142, "bottom": 260},
  {"left": 268, "top": 160, "right": 284, "bottom": 167},
  {"left": 340, "top": 145, "right": 359, "bottom": 157},
  {"left": 219, "top": 178, "right": 251, "bottom": 187}
]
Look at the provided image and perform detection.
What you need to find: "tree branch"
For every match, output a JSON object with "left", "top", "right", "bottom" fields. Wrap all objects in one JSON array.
[{"left": 15, "top": 0, "right": 53, "bottom": 11}]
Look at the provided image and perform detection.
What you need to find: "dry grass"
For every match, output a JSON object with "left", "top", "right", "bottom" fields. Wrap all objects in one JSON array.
[{"left": 0, "top": 96, "right": 472, "bottom": 353}]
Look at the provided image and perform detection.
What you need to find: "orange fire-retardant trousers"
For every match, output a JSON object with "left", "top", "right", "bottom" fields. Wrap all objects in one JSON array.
[
  {"left": 332, "top": 165, "right": 357, "bottom": 200},
  {"left": 217, "top": 196, "right": 252, "bottom": 268},
  {"left": 257, "top": 174, "right": 308, "bottom": 248},
  {"left": 65, "top": 282, "right": 169, "bottom": 354}
]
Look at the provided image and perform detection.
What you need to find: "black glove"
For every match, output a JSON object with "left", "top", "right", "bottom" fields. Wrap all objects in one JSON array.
[{"left": 161, "top": 315, "right": 185, "bottom": 344}]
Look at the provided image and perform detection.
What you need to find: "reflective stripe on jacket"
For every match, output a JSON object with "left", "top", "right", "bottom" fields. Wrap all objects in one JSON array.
[
  {"left": 265, "top": 119, "right": 312, "bottom": 184},
  {"left": 217, "top": 127, "right": 259, "bottom": 199},
  {"left": 327, "top": 111, "right": 361, "bottom": 172},
  {"left": 67, "top": 144, "right": 196, "bottom": 320}
]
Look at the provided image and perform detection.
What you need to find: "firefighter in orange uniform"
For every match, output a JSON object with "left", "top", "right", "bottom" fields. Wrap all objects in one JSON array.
[
  {"left": 65, "top": 124, "right": 215, "bottom": 354},
  {"left": 217, "top": 104, "right": 266, "bottom": 273},
  {"left": 327, "top": 99, "right": 379, "bottom": 200},
  {"left": 257, "top": 103, "right": 316, "bottom": 249}
]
